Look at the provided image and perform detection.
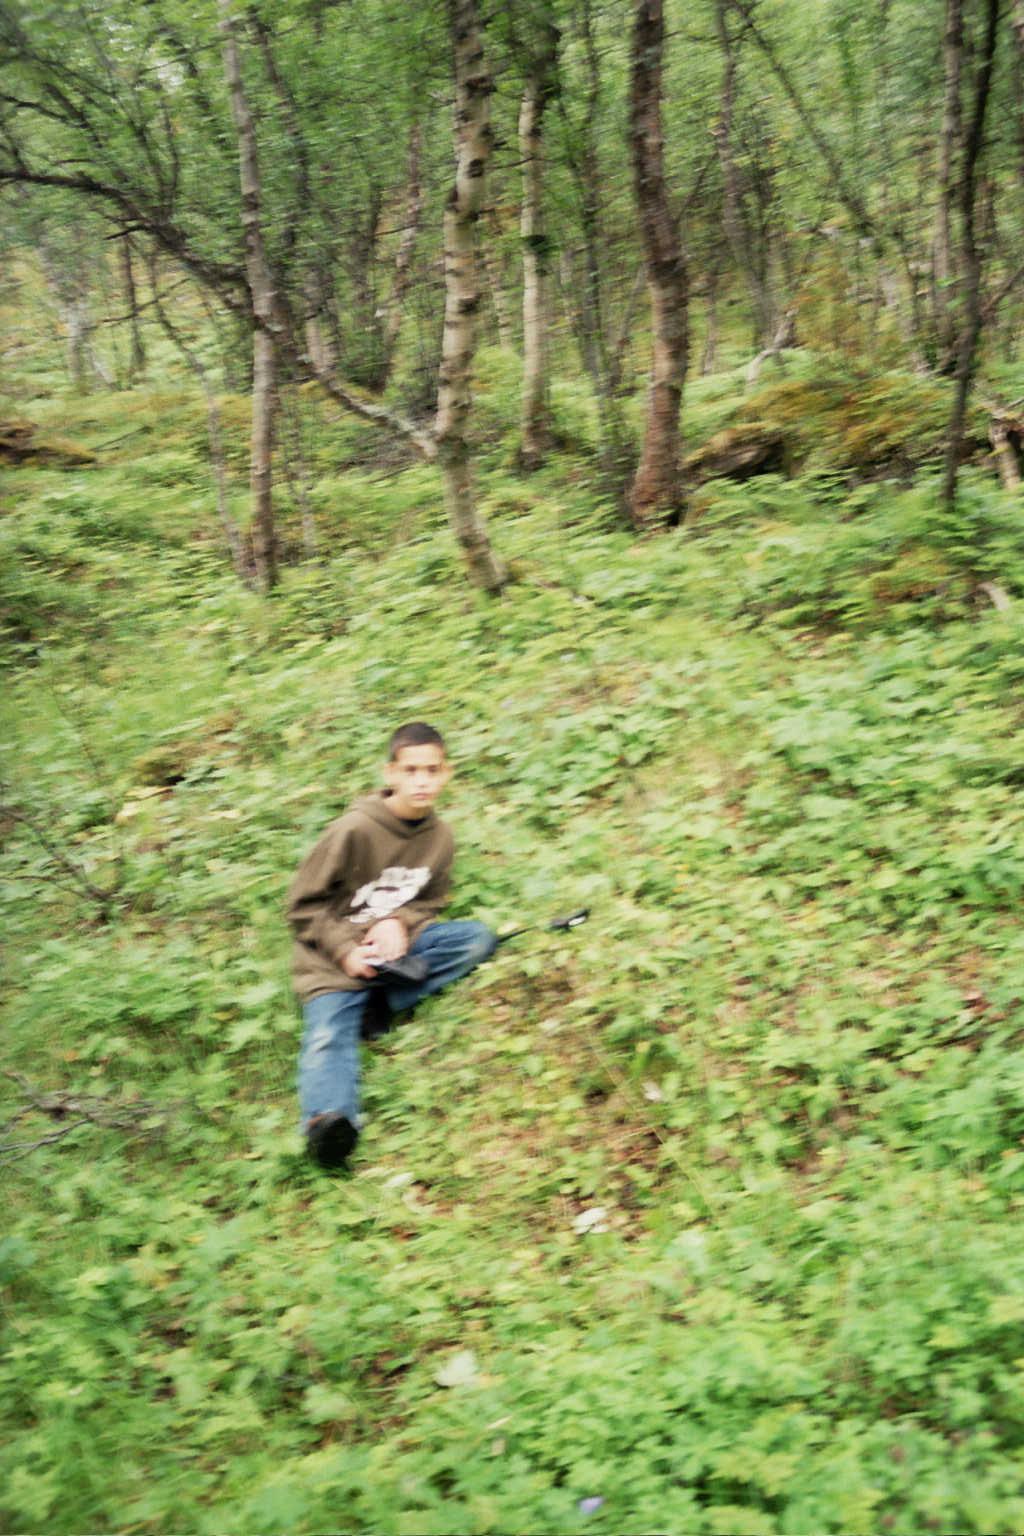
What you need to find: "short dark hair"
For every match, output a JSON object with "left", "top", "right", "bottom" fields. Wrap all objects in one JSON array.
[{"left": 388, "top": 721, "right": 446, "bottom": 761}]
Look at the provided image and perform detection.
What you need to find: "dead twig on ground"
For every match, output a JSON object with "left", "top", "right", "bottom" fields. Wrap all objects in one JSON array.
[{"left": 0, "top": 1071, "right": 179, "bottom": 1161}]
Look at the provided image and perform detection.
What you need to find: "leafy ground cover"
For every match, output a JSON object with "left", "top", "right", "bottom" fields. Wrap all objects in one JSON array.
[{"left": 3, "top": 327, "right": 1024, "bottom": 1534}]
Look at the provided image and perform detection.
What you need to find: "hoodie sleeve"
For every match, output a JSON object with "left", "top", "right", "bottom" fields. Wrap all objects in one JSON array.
[
  {"left": 286, "top": 818, "right": 366, "bottom": 966},
  {"left": 387, "top": 832, "right": 454, "bottom": 939}
]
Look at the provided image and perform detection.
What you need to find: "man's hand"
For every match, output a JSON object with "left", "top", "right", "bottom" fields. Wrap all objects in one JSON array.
[
  {"left": 342, "top": 942, "right": 384, "bottom": 980},
  {"left": 365, "top": 918, "right": 408, "bottom": 961}
]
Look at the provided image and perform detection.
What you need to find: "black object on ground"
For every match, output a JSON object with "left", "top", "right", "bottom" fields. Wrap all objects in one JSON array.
[
  {"left": 366, "top": 908, "right": 590, "bottom": 991},
  {"left": 495, "top": 907, "right": 590, "bottom": 945}
]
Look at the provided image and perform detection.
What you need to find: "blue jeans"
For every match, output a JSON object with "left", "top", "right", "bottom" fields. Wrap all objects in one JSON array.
[{"left": 297, "top": 920, "right": 497, "bottom": 1129}]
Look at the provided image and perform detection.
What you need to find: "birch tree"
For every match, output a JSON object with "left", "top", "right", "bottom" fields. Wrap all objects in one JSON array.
[
  {"left": 434, "top": 0, "right": 507, "bottom": 590},
  {"left": 219, "top": 0, "right": 278, "bottom": 593},
  {"left": 933, "top": 0, "right": 965, "bottom": 364},
  {"left": 941, "top": 0, "right": 1003, "bottom": 510},
  {"left": 517, "top": 18, "right": 559, "bottom": 471},
  {"left": 713, "top": 0, "right": 774, "bottom": 349}
]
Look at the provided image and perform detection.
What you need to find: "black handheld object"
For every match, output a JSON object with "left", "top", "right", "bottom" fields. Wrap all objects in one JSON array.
[
  {"left": 367, "top": 909, "right": 590, "bottom": 986},
  {"left": 496, "top": 907, "right": 590, "bottom": 945},
  {"left": 367, "top": 953, "right": 431, "bottom": 985}
]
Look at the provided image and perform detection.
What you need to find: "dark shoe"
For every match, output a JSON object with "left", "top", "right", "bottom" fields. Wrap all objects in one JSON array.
[{"left": 306, "top": 1113, "right": 358, "bottom": 1170}]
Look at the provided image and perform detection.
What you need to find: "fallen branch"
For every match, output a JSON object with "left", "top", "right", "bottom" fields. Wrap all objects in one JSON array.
[
  {"left": 0, "top": 786, "right": 120, "bottom": 916},
  {"left": 745, "top": 308, "right": 797, "bottom": 388},
  {"left": 0, "top": 1072, "right": 178, "bottom": 1162}
]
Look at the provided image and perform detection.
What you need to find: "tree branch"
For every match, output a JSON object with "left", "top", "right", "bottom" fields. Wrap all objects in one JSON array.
[
  {"left": 0, "top": 164, "right": 246, "bottom": 299},
  {"left": 1, "top": 1072, "right": 177, "bottom": 1162}
]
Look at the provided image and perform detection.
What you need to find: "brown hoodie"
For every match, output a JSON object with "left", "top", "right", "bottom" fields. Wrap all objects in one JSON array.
[{"left": 286, "top": 792, "right": 454, "bottom": 1001}]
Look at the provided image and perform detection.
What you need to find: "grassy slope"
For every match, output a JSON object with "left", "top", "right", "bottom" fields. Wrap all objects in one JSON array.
[{"left": 3, "top": 320, "right": 1024, "bottom": 1535}]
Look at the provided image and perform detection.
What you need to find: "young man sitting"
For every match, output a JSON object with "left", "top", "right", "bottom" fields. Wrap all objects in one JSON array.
[{"left": 286, "top": 722, "right": 496, "bottom": 1169}]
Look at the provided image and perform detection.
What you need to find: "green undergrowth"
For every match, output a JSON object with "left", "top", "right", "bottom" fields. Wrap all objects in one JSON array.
[{"left": 3, "top": 343, "right": 1024, "bottom": 1536}]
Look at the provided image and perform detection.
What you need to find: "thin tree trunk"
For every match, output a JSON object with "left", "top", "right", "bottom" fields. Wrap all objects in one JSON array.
[
  {"left": 745, "top": 306, "right": 796, "bottom": 387},
  {"left": 1012, "top": 0, "right": 1024, "bottom": 193},
  {"left": 379, "top": 119, "right": 424, "bottom": 387},
  {"left": 148, "top": 255, "right": 251, "bottom": 586},
  {"left": 608, "top": 262, "right": 646, "bottom": 394},
  {"left": 933, "top": 0, "right": 964, "bottom": 363},
  {"left": 989, "top": 417, "right": 1022, "bottom": 488},
  {"left": 219, "top": 0, "right": 278, "bottom": 592},
  {"left": 576, "top": 0, "right": 608, "bottom": 382},
  {"left": 38, "top": 241, "right": 101, "bottom": 392},
  {"left": 713, "top": 0, "right": 773, "bottom": 346},
  {"left": 66, "top": 295, "right": 92, "bottom": 391},
  {"left": 344, "top": 189, "right": 386, "bottom": 386},
  {"left": 561, "top": 0, "right": 633, "bottom": 502},
  {"left": 628, "top": 0, "right": 688, "bottom": 527},
  {"left": 728, "top": 0, "right": 877, "bottom": 245},
  {"left": 483, "top": 205, "right": 515, "bottom": 347},
  {"left": 700, "top": 255, "right": 722, "bottom": 376},
  {"left": 280, "top": 389, "right": 319, "bottom": 561},
  {"left": 119, "top": 234, "right": 146, "bottom": 383},
  {"left": 303, "top": 269, "right": 337, "bottom": 376},
  {"left": 435, "top": 0, "right": 506, "bottom": 591},
  {"left": 518, "top": 24, "right": 558, "bottom": 470},
  {"left": 941, "top": 0, "right": 1001, "bottom": 511}
]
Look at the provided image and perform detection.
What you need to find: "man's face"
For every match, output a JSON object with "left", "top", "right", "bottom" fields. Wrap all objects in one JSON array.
[{"left": 383, "top": 743, "right": 451, "bottom": 818}]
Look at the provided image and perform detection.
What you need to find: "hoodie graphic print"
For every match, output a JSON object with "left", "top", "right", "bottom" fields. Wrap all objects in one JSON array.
[{"left": 286, "top": 792, "right": 454, "bottom": 1000}]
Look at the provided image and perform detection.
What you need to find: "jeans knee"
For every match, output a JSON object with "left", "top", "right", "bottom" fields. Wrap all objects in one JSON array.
[{"left": 467, "top": 923, "right": 498, "bottom": 963}]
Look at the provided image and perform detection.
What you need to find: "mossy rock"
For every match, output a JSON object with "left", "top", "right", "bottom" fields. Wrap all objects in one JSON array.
[
  {"left": 130, "top": 742, "right": 203, "bottom": 787},
  {"left": 130, "top": 719, "right": 237, "bottom": 786},
  {"left": 685, "top": 422, "right": 788, "bottom": 483},
  {"left": 0, "top": 418, "right": 97, "bottom": 468},
  {"left": 693, "top": 362, "right": 987, "bottom": 482}
]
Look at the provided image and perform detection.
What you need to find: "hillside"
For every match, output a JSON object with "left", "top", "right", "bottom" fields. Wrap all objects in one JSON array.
[{"left": 3, "top": 327, "right": 1024, "bottom": 1535}]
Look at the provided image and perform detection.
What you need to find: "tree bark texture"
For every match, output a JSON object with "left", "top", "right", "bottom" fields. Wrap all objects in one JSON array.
[
  {"left": 220, "top": 0, "right": 278, "bottom": 592},
  {"left": 628, "top": 0, "right": 688, "bottom": 527},
  {"left": 1010, "top": 0, "right": 1024, "bottom": 196},
  {"left": 483, "top": 206, "right": 515, "bottom": 347},
  {"left": 941, "top": 0, "right": 1002, "bottom": 511},
  {"left": 119, "top": 235, "right": 146, "bottom": 383},
  {"left": 147, "top": 253, "right": 250, "bottom": 587},
  {"left": 713, "top": 0, "right": 773, "bottom": 346},
  {"left": 435, "top": 0, "right": 507, "bottom": 591},
  {"left": 380, "top": 119, "right": 424, "bottom": 386},
  {"left": 700, "top": 257, "right": 721, "bottom": 375},
  {"left": 38, "top": 241, "right": 102, "bottom": 392},
  {"left": 280, "top": 391, "right": 320, "bottom": 561},
  {"left": 933, "top": 0, "right": 964, "bottom": 362},
  {"left": 303, "top": 269, "right": 338, "bottom": 377},
  {"left": 608, "top": 262, "right": 646, "bottom": 395},
  {"left": 518, "top": 24, "right": 558, "bottom": 470}
]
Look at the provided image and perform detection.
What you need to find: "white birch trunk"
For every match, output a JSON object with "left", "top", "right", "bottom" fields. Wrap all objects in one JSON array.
[
  {"left": 483, "top": 207, "right": 515, "bottom": 347},
  {"left": 220, "top": 0, "right": 278, "bottom": 592},
  {"left": 518, "top": 29, "right": 557, "bottom": 470},
  {"left": 380, "top": 120, "right": 423, "bottom": 381},
  {"left": 435, "top": 0, "right": 506, "bottom": 591},
  {"left": 119, "top": 235, "right": 146, "bottom": 383}
]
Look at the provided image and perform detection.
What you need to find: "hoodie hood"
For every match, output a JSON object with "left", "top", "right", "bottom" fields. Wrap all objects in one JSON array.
[{"left": 351, "top": 791, "right": 438, "bottom": 838}]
